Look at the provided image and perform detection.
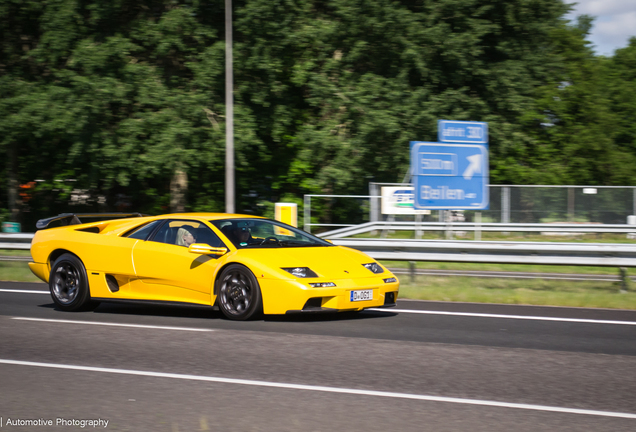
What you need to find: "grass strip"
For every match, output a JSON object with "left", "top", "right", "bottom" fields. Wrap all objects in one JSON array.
[
  {"left": 0, "top": 261, "right": 42, "bottom": 283},
  {"left": 398, "top": 275, "right": 636, "bottom": 310},
  {"left": 0, "top": 249, "right": 32, "bottom": 257}
]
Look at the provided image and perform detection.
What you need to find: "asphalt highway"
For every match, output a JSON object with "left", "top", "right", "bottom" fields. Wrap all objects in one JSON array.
[{"left": 1, "top": 281, "right": 635, "bottom": 431}]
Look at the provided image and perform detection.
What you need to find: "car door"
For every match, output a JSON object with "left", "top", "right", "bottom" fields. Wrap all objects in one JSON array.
[{"left": 131, "top": 219, "right": 226, "bottom": 304}]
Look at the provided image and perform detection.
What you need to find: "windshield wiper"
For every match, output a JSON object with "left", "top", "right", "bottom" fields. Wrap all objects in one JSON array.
[{"left": 278, "top": 240, "right": 321, "bottom": 247}]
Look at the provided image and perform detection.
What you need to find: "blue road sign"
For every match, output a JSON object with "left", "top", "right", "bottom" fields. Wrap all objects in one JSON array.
[
  {"left": 438, "top": 120, "right": 488, "bottom": 144},
  {"left": 411, "top": 141, "right": 489, "bottom": 210}
]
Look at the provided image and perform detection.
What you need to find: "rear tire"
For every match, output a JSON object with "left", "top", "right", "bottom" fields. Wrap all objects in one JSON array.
[
  {"left": 216, "top": 264, "right": 263, "bottom": 321},
  {"left": 49, "top": 253, "right": 94, "bottom": 311}
]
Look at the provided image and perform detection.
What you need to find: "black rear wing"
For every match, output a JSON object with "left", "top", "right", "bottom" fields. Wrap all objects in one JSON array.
[{"left": 36, "top": 213, "right": 146, "bottom": 230}]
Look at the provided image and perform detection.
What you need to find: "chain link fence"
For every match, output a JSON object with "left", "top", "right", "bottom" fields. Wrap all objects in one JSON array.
[
  {"left": 303, "top": 185, "right": 636, "bottom": 232},
  {"left": 368, "top": 184, "right": 636, "bottom": 224}
]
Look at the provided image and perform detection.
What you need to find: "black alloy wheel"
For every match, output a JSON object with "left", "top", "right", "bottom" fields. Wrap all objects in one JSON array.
[
  {"left": 217, "top": 264, "right": 263, "bottom": 321},
  {"left": 49, "top": 253, "right": 96, "bottom": 311}
]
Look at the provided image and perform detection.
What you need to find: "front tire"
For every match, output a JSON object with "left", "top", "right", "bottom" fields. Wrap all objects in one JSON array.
[
  {"left": 216, "top": 264, "right": 263, "bottom": 321},
  {"left": 49, "top": 253, "right": 94, "bottom": 311}
]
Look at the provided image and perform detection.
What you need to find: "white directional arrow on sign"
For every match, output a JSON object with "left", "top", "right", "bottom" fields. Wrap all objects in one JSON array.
[{"left": 463, "top": 154, "right": 482, "bottom": 180}]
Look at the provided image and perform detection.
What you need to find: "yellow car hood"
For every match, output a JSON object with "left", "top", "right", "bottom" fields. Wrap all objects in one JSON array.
[{"left": 240, "top": 246, "right": 380, "bottom": 279}]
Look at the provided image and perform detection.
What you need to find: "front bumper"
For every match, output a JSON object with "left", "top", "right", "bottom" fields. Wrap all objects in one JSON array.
[{"left": 258, "top": 276, "right": 399, "bottom": 315}]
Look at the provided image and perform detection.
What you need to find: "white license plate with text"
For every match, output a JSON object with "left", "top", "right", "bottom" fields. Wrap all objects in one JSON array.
[{"left": 350, "top": 289, "right": 373, "bottom": 302}]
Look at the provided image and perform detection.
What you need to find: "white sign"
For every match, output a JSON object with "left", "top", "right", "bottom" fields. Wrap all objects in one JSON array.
[{"left": 381, "top": 187, "right": 431, "bottom": 215}]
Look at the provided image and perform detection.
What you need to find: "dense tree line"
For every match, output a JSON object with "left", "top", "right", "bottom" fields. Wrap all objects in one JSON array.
[{"left": 1, "top": 0, "right": 635, "bottom": 229}]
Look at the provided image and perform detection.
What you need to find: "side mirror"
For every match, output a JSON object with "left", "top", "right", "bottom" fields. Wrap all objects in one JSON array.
[{"left": 188, "top": 244, "right": 228, "bottom": 256}]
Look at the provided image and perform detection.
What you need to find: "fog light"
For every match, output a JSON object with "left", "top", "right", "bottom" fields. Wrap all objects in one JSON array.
[
  {"left": 383, "top": 277, "right": 397, "bottom": 283},
  {"left": 310, "top": 282, "right": 336, "bottom": 287},
  {"left": 385, "top": 292, "right": 396, "bottom": 304}
]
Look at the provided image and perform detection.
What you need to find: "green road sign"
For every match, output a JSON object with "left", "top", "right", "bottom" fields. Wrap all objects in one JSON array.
[{"left": 2, "top": 222, "right": 21, "bottom": 233}]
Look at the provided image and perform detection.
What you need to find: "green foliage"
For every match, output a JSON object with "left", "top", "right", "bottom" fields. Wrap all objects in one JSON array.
[
  {"left": 1, "top": 0, "right": 635, "bottom": 230},
  {"left": 517, "top": 16, "right": 636, "bottom": 185}
]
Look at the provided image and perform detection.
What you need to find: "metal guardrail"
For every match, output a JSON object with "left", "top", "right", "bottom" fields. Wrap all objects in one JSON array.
[
  {"left": 0, "top": 255, "right": 30, "bottom": 261},
  {"left": 0, "top": 233, "right": 33, "bottom": 251},
  {"left": 329, "top": 238, "right": 636, "bottom": 267},
  {"left": 3, "top": 231, "right": 636, "bottom": 273},
  {"left": 319, "top": 221, "right": 636, "bottom": 239}
]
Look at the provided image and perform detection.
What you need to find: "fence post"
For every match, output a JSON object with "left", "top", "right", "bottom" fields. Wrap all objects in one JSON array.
[
  {"left": 303, "top": 195, "right": 311, "bottom": 233},
  {"left": 370, "top": 183, "right": 379, "bottom": 236},
  {"left": 369, "top": 183, "right": 379, "bottom": 224},
  {"left": 568, "top": 187, "right": 575, "bottom": 222},
  {"left": 502, "top": 186, "right": 510, "bottom": 223},
  {"left": 502, "top": 186, "right": 510, "bottom": 235}
]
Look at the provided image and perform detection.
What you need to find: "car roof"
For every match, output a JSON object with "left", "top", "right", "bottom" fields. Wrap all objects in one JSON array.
[{"left": 159, "top": 213, "right": 266, "bottom": 221}]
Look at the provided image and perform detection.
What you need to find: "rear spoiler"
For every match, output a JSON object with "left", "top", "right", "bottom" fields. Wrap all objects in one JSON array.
[{"left": 36, "top": 213, "right": 146, "bottom": 230}]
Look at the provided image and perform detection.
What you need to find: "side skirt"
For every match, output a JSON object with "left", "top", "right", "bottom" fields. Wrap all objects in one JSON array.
[{"left": 92, "top": 298, "right": 219, "bottom": 310}]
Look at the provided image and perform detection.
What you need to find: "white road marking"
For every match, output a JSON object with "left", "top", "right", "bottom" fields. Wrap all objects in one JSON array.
[
  {"left": 12, "top": 317, "right": 213, "bottom": 332},
  {"left": 0, "top": 289, "right": 48, "bottom": 294},
  {"left": 371, "top": 308, "right": 636, "bottom": 326},
  {"left": 0, "top": 359, "right": 634, "bottom": 419}
]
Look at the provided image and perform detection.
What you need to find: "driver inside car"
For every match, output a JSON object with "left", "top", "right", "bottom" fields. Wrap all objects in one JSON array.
[
  {"left": 233, "top": 225, "right": 256, "bottom": 246},
  {"left": 176, "top": 226, "right": 197, "bottom": 247}
]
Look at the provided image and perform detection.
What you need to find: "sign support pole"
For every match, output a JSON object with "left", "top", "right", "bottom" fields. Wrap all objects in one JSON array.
[{"left": 225, "top": 0, "right": 235, "bottom": 214}]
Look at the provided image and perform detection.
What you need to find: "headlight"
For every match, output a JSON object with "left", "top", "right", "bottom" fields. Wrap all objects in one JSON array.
[
  {"left": 282, "top": 267, "right": 318, "bottom": 278},
  {"left": 309, "top": 282, "right": 336, "bottom": 287},
  {"left": 383, "top": 277, "right": 397, "bottom": 283},
  {"left": 363, "top": 263, "right": 384, "bottom": 274}
]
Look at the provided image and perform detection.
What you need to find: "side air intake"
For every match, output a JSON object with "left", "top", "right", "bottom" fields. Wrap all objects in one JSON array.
[{"left": 105, "top": 275, "right": 120, "bottom": 293}]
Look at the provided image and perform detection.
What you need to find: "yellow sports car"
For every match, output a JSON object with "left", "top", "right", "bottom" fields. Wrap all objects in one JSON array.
[{"left": 29, "top": 213, "right": 399, "bottom": 320}]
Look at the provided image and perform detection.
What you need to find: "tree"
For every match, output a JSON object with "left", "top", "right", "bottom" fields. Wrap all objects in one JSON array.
[{"left": 521, "top": 16, "right": 636, "bottom": 185}]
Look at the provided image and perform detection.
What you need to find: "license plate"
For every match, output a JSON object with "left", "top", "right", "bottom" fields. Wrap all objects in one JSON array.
[{"left": 350, "top": 289, "right": 373, "bottom": 302}]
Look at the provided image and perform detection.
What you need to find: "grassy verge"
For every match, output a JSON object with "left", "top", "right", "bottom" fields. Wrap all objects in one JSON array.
[
  {"left": 0, "top": 261, "right": 42, "bottom": 283},
  {"left": 0, "top": 250, "right": 32, "bottom": 257},
  {"left": 2, "top": 249, "right": 635, "bottom": 309},
  {"left": 398, "top": 275, "right": 636, "bottom": 310}
]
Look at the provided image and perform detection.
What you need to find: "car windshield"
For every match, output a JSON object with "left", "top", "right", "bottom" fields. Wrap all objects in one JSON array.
[{"left": 212, "top": 218, "right": 334, "bottom": 249}]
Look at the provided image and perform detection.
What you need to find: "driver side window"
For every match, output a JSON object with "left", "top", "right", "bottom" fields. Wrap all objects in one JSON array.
[{"left": 150, "top": 220, "right": 223, "bottom": 248}]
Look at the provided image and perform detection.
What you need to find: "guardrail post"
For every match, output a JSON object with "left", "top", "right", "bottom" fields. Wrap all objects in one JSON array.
[
  {"left": 619, "top": 267, "right": 630, "bottom": 292},
  {"left": 381, "top": 215, "right": 395, "bottom": 239},
  {"left": 445, "top": 210, "right": 453, "bottom": 240},
  {"left": 409, "top": 261, "right": 416, "bottom": 283}
]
